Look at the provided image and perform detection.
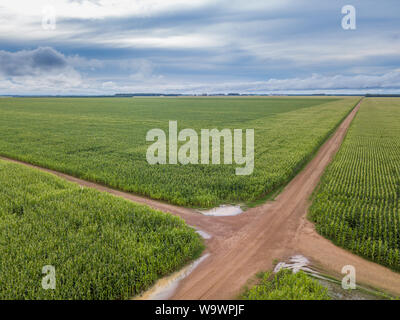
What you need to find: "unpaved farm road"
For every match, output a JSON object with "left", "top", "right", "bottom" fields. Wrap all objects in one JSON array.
[{"left": 2, "top": 98, "right": 400, "bottom": 299}]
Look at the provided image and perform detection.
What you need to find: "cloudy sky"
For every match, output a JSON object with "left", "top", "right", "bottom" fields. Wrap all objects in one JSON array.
[{"left": 0, "top": 0, "right": 399, "bottom": 95}]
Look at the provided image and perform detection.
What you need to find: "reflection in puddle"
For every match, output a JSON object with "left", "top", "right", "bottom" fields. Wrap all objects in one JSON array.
[
  {"left": 189, "top": 225, "right": 212, "bottom": 240},
  {"left": 273, "top": 255, "right": 317, "bottom": 274},
  {"left": 196, "top": 230, "right": 212, "bottom": 239},
  {"left": 199, "top": 205, "right": 243, "bottom": 216},
  {"left": 135, "top": 254, "right": 210, "bottom": 300},
  {"left": 273, "top": 255, "right": 390, "bottom": 300}
]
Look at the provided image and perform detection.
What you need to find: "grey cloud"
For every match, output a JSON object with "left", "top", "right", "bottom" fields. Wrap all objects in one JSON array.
[{"left": 0, "top": 47, "right": 67, "bottom": 76}]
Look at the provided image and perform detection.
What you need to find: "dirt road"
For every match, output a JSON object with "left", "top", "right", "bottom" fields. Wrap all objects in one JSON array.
[{"left": 2, "top": 98, "right": 400, "bottom": 298}]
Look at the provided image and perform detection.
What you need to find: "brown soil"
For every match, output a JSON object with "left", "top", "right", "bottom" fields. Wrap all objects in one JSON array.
[{"left": 2, "top": 98, "right": 400, "bottom": 299}]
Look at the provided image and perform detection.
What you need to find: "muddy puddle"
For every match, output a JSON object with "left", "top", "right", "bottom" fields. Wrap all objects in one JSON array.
[
  {"left": 134, "top": 253, "right": 210, "bottom": 300},
  {"left": 198, "top": 205, "right": 243, "bottom": 216},
  {"left": 274, "top": 255, "right": 391, "bottom": 300},
  {"left": 196, "top": 230, "right": 212, "bottom": 239},
  {"left": 274, "top": 255, "right": 317, "bottom": 275},
  {"left": 189, "top": 226, "right": 212, "bottom": 240}
]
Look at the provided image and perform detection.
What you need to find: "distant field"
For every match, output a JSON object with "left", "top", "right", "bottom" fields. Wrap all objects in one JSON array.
[
  {"left": 0, "top": 160, "right": 203, "bottom": 299},
  {"left": 310, "top": 98, "right": 400, "bottom": 271},
  {"left": 0, "top": 97, "right": 358, "bottom": 207}
]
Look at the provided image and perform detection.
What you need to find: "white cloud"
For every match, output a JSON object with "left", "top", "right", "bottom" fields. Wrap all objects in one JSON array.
[
  {"left": 100, "top": 34, "right": 223, "bottom": 49},
  {"left": 95, "top": 70, "right": 400, "bottom": 94},
  {"left": 1, "top": 1, "right": 399, "bottom": 95},
  {"left": 262, "top": 71, "right": 400, "bottom": 91},
  {"left": 1, "top": 0, "right": 214, "bottom": 19},
  {"left": 2, "top": 63, "right": 400, "bottom": 95},
  {"left": 1, "top": 47, "right": 399, "bottom": 95},
  {"left": 0, "top": 47, "right": 84, "bottom": 93},
  {"left": 66, "top": 55, "right": 104, "bottom": 70},
  {"left": 4, "top": 69, "right": 83, "bottom": 93}
]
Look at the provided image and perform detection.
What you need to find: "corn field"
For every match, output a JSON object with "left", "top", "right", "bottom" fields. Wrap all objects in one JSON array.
[
  {"left": 310, "top": 98, "right": 400, "bottom": 271},
  {"left": 242, "top": 269, "right": 331, "bottom": 300},
  {"left": 0, "top": 160, "right": 204, "bottom": 299},
  {"left": 0, "top": 97, "right": 358, "bottom": 207}
]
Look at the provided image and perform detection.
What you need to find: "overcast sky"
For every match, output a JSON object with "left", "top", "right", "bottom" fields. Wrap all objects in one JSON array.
[{"left": 0, "top": 0, "right": 399, "bottom": 95}]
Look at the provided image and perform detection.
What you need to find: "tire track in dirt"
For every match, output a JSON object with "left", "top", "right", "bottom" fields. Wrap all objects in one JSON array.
[{"left": 2, "top": 98, "right": 400, "bottom": 298}]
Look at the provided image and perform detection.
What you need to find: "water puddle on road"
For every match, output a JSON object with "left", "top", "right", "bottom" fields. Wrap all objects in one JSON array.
[
  {"left": 198, "top": 205, "right": 243, "bottom": 216},
  {"left": 134, "top": 253, "right": 210, "bottom": 300},
  {"left": 273, "top": 255, "right": 317, "bottom": 275},
  {"left": 196, "top": 230, "right": 212, "bottom": 239},
  {"left": 273, "top": 255, "right": 388, "bottom": 299},
  {"left": 189, "top": 226, "right": 212, "bottom": 240},
  {"left": 274, "top": 255, "right": 390, "bottom": 300}
]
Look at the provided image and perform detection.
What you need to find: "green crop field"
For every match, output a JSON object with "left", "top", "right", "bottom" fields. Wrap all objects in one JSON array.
[
  {"left": 310, "top": 98, "right": 400, "bottom": 271},
  {"left": 242, "top": 269, "right": 331, "bottom": 300},
  {"left": 0, "top": 97, "right": 359, "bottom": 207},
  {"left": 0, "top": 160, "right": 203, "bottom": 299}
]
